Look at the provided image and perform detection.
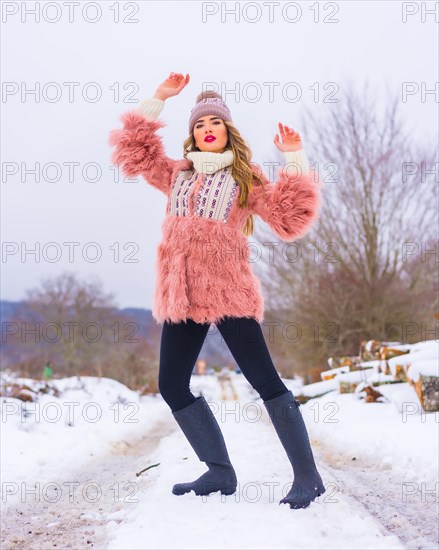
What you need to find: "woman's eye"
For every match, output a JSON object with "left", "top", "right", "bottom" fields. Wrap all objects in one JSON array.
[{"left": 195, "top": 121, "right": 220, "bottom": 129}]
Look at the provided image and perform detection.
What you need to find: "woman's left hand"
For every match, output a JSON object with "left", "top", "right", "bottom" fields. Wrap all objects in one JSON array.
[{"left": 274, "top": 122, "right": 303, "bottom": 152}]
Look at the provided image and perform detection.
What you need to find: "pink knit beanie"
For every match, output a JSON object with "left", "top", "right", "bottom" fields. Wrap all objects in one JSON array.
[{"left": 188, "top": 90, "right": 233, "bottom": 134}]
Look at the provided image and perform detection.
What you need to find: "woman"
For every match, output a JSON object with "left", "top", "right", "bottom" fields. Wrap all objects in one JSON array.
[{"left": 109, "top": 72, "right": 326, "bottom": 510}]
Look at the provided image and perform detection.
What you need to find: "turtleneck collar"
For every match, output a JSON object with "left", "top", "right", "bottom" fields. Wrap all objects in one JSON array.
[{"left": 186, "top": 149, "right": 234, "bottom": 174}]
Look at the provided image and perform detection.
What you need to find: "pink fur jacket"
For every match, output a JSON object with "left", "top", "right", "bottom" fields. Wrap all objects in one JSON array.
[{"left": 108, "top": 98, "right": 323, "bottom": 325}]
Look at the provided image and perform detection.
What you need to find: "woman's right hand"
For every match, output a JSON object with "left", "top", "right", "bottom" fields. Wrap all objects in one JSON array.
[{"left": 153, "top": 72, "right": 190, "bottom": 101}]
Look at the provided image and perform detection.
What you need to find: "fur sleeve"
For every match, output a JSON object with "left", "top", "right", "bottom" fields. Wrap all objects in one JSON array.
[
  {"left": 108, "top": 110, "right": 177, "bottom": 196},
  {"left": 248, "top": 163, "right": 323, "bottom": 242}
]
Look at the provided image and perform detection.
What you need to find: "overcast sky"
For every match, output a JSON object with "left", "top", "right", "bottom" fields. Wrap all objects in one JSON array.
[{"left": 2, "top": 0, "right": 438, "bottom": 310}]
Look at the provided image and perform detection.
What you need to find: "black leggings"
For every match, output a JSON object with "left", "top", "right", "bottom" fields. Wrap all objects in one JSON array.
[{"left": 158, "top": 316, "right": 289, "bottom": 412}]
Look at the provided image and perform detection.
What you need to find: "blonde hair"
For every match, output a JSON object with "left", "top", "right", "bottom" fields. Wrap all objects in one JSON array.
[{"left": 183, "top": 120, "right": 265, "bottom": 237}]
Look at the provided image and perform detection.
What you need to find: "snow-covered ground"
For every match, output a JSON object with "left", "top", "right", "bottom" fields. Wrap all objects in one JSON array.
[{"left": 1, "top": 340, "right": 438, "bottom": 549}]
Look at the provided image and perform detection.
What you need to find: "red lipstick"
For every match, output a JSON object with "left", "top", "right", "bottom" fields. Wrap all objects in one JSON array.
[{"left": 204, "top": 135, "right": 216, "bottom": 142}]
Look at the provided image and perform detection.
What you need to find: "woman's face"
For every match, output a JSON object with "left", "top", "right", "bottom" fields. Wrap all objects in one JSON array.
[{"left": 193, "top": 115, "right": 228, "bottom": 153}]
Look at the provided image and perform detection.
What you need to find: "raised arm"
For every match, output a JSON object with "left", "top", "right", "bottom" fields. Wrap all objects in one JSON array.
[
  {"left": 248, "top": 124, "right": 323, "bottom": 242},
  {"left": 108, "top": 73, "right": 190, "bottom": 196}
]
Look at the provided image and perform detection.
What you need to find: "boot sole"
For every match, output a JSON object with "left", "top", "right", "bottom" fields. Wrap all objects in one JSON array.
[
  {"left": 280, "top": 484, "right": 326, "bottom": 509},
  {"left": 172, "top": 486, "right": 237, "bottom": 496},
  {"left": 172, "top": 480, "right": 237, "bottom": 497}
]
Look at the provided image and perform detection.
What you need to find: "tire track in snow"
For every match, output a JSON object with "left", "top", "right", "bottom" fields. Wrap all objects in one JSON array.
[
  {"left": 1, "top": 418, "right": 176, "bottom": 550},
  {"left": 313, "top": 440, "right": 438, "bottom": 550}
]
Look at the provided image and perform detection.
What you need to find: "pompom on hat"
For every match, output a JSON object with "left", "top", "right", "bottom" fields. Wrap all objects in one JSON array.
[{"left": 188, "top": 90, "right": 233, "bottom": 134}]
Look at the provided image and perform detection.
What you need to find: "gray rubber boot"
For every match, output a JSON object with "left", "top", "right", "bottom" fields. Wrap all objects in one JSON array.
[
  {"left": 171, "top": 396, "right": 237, "bottom": 496},
  {"left": 263, "top": 390, "right": 326, "bottom": 509}
]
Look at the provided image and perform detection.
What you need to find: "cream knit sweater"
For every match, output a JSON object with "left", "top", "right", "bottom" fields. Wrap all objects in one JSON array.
[{"left": 137, "top": 97, "right": 310, "bottom": 175}]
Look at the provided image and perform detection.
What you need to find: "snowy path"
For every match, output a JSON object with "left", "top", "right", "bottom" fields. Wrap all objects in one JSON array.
[
  {"left": 1, "top": 417, "right": 176, "bottom": 550},
  {"left": 2, "top": 409, "right": 411, "bottom": 550},
  {"left": 2, "top": 372, "right": 437, "bottom": 549},
  {"left": 314, "top": 440, "right": 439, "bottom": 550}
]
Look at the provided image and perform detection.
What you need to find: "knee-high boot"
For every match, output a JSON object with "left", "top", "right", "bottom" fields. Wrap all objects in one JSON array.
[
  {"left": 263, "top": 390, "right": 326, "bottom": 509},
  {"left": 171, "top": 396, "right": 237, "bottom": 496}
]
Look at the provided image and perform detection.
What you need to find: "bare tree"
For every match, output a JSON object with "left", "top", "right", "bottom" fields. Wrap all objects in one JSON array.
[
  {"left": 20, "top": 271, "right": 117, "bottom": 374},
  {"left": 7, "top": 271, "right": 160, "bottom": 390},
  {"left": 252, "top": 80, "right": 438, "bottom": 380}
]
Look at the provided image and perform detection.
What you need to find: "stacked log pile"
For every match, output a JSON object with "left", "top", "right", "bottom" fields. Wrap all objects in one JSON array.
[{"left": 322, "top": 339, "right": 438, "bottom": 412}]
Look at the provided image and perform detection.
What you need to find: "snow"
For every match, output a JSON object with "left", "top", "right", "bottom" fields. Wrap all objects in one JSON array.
[
  {"left": 337, "top": 369, "right": 396, "bottom": 385},
  {"left": 406, "top": 359, "right": 439, "bottom": 381},
  {"left": 294, "top": 378, "right": 338, "bottom": 397},
  {"left": 387, "top": 341, "right": 438, "bottom": 366},
  {"left": 1, "top": 339, "right": 438, "bottom": 549},
  {"left": 386, "top": 341, "right": 439, "bottom": 380},
  {"left": 306, "top": 389, "right": 437, "bottom": 484},
  {"left": 321, "top": 365, "right": 351, "bottom": 379},
  {"left": 1, "top": 375, "right": 169, "bottom": 493}
]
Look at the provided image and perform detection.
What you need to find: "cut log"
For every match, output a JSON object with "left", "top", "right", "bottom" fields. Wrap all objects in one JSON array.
[
  {"left": 405, "top": 359, "right": 439, "bottom": 412},
  {"left": 380, "top": 347, "right": 410, "bottom": 361},
  {"left": 363, "top": 385, "right": 387, "bottom": 403},
  {"left": 415, "top": 375, "right": 439, "bottom": 412},
  {"left": 339, "top": 381, "right": 358, "bottom": 394}
]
